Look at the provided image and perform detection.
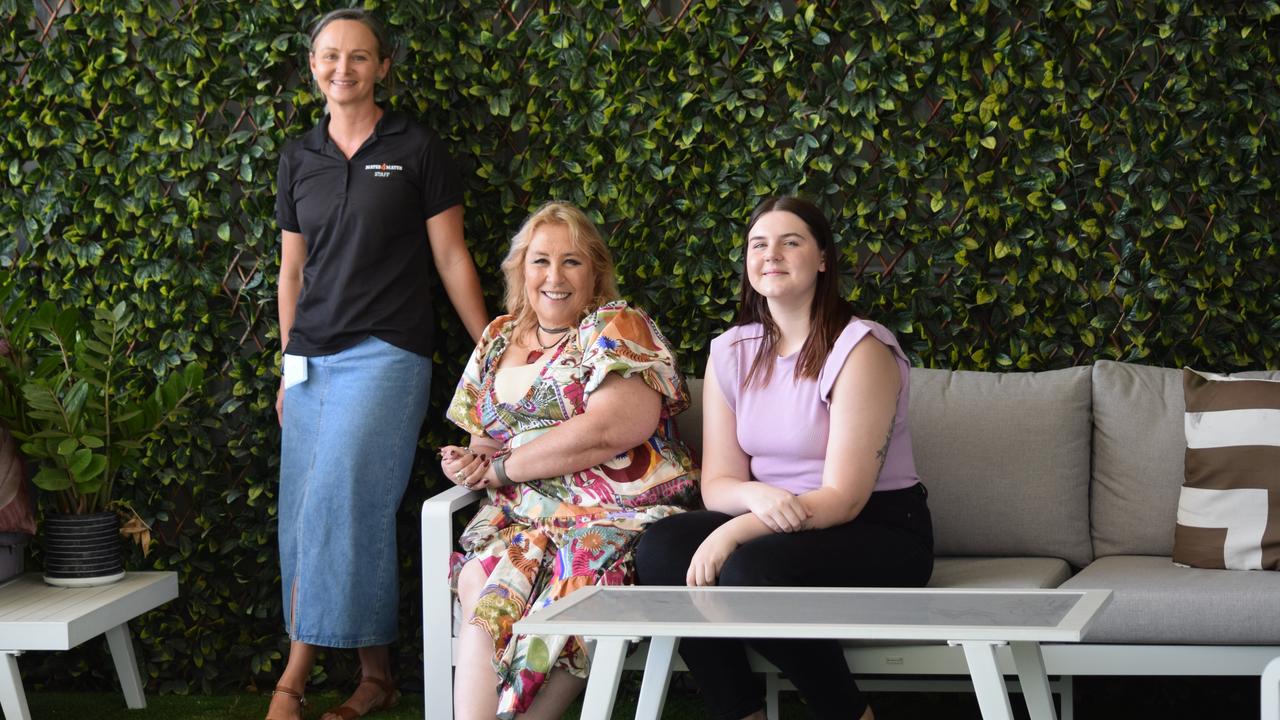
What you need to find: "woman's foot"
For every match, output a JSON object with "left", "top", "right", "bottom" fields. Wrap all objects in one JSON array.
[
  {"left": 265, "top": 684, "right": 306, "bottom": 720},
  {"left": 321, "top": 676, "right": 399, "bottom": 719}
]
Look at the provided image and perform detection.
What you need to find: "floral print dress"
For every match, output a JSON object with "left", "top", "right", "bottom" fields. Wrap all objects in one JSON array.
[{"left": 446, "top": 300, "right": 698, "bottom": 718}]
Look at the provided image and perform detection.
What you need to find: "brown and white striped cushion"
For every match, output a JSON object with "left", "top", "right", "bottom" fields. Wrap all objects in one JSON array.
[{"left": 1173, "top": 369, "right": 1280, "bottom": 570}]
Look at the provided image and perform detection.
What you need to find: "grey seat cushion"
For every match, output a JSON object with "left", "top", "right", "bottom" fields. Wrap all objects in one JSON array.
[
  {"left": 908, "top": 366, "right": 1093, "bottom": 568},
  {"left": 1091, "top": 361, "right": 1280, "bottom": 557},
  {"left": 928, "top": 557, "right": 1071, "bottom": 589},
  {"left": 1060, "top": 555, "right": 1280, "bottom": 644}
]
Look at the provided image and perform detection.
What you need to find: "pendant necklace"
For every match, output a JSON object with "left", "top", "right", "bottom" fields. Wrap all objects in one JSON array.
[
  {"left": 535, "top": 324, "right": 571, "bottom": 350},
  {"left": 527, "top": 324, "right": 570, "bottom": 364}
]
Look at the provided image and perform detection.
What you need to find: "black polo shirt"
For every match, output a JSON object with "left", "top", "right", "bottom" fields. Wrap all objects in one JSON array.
[{"left": 275, "top": 110, "right": 463, "bottom": 358}]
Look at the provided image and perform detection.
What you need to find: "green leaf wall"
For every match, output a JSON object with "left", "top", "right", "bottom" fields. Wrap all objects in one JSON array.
[{"left": 3, "top": 0, "right": 1277, "bottom": 692}]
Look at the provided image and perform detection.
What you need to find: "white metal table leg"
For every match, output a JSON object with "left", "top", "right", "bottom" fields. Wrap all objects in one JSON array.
[
  {"left": 0, "top": 651, "right": 32, "bottom": 720},
  {"left": 1059, "top": 675, "right": 1074, "bottom": 720},
  {"left": 580, "top": 637, "right": 630, "bottom": 720},
  {"left": 956, "top": 641, "right": 1015, "bottom": 720},
  {"left": 634, "top": 636, "right": 677, "bottom": 720},
  {"left": 105, "top": 623, "right": 146, "bottom": 709},
  {"left": 1262, "top": 655, "right": 1280, "bottom": 720},
  {"left": 1010, "top": 641, "right": 1056, "bottom": 720},
  {"left": 765, "top": 671, "right": 781, "bottom": 720}
]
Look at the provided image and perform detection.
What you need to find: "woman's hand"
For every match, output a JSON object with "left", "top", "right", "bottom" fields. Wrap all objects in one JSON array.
[
  {"left": 439, "top": 445, "right": 490, "bottom": 491},
  {"left": 743, "top": 482, "right": 812, "bottom": 533},
  {"left": 275, "top": 380, "right": 285, "bottom": 427},
  {"left": 686, "top": 525, "right": 740, "bottom": 587}
]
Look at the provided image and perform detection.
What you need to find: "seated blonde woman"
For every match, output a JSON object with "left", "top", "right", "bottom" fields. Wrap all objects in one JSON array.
[{"left": 439, "top": 201, "right": 697, "bottom": 720}]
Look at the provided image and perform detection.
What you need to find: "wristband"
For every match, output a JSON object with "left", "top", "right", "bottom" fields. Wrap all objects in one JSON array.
[{"left": 492, "top": 449, "right": 513, "bottom": 486}]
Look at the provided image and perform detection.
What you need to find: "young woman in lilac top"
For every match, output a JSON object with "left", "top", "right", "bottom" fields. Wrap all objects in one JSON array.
[{"left": 635, "top": 196, "right": 933, "bottom": 720}]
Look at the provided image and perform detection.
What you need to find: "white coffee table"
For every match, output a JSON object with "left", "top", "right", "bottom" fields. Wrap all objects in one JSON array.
[
  {"left": 516, "top": 586, "right": 1110, "bottom": 720},
  {"left": 0, "top": 572, "right": 179, "bottom": 720}
]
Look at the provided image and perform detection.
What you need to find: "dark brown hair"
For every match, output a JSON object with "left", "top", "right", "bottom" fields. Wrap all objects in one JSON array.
[{"left": 737, "top": 195, "right": 853, "bottom": 387}]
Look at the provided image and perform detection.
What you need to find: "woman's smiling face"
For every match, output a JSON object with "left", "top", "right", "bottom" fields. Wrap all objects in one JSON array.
[
  {"left": 523, "top": 222, "right": 597, "bottom": 329},
  {"left": 745, "top": 210, "right": 825, "bottom": 306},
  {"left": 309, "top": 19, "right": 388, "bottom": 109}
]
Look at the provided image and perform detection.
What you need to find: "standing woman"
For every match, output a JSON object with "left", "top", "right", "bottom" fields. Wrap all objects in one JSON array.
[
  {"left": 635, "top": 196, "right": 933, "bottom": 720},
  {"left": 269, "top": 9, "right": 488, "bottom": 720}
]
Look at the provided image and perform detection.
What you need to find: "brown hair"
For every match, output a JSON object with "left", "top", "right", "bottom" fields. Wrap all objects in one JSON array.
[
  {"left": 500, "top": 202, "right": 621, "bottom": 335},
  {"left": 737, "top": 195, "right": 853, "bottom": 386}
]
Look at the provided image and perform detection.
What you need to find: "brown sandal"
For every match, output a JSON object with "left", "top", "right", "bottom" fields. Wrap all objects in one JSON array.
[
  {"left": 266, "top": 684, "right": 306, "bottom": 720},
  {"left": 324, "top": 676, "right": 399, "bottom": 719}
]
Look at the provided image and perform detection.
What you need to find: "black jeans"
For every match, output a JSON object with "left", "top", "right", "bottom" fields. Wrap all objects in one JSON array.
[{"left": 634, "top": 484, "right": 933, "bottom": 720}]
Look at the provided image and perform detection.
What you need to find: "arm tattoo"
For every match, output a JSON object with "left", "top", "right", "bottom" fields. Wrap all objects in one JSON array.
[{"left": 873, "top": 393, "right": 901, "bottom": 479}]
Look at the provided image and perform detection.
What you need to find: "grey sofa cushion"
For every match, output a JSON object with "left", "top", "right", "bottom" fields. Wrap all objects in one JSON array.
[
  {"left": 928, "top": 557, "right": 1071, "bottom": 589},
  {"left": 1091, "top": 362, "right": 1187, "bottom": 557},
  {"left": 674, "top": 378, "right": 704, "bottom": 460},
  {"left": 908, "top": 366, "right": 1093, "bottom": 568},
  {"left": 1060, "top": 555, "right": 1280, "bottom": 643},
  {"left": 1091, "top": 361, "right": 1280, "bottom": 558}
]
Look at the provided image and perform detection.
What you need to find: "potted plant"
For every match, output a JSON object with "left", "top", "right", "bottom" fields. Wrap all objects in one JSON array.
[{"left": 0, "top": 293, "right": 203, "bottom": 587}]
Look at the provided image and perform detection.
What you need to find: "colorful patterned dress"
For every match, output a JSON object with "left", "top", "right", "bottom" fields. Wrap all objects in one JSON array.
[{"left": 446, "top": 300, "right": 698, "bottom": 718}]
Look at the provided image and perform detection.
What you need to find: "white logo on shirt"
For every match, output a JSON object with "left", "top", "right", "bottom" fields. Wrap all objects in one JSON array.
[{"left": 365, "top": 162, "right": 404, "bottom": 178}]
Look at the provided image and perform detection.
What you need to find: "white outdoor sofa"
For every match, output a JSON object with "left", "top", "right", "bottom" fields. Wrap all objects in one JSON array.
[{"left": 423, "top": 361, "right": 1280, "bottom": 719}]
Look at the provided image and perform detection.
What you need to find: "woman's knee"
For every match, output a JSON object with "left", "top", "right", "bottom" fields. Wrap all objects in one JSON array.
[
  {"left": 635, "top": 511, "right": 728, "bottom": 586},
  {"left": 634, "top": 517, "right": 687, "bottom": 586},
  {"left": 457, "top": 557, "right": 489, "bottom": 614},
  {"left": 718, "top": 536, "right": 795, "bottom": 587}
]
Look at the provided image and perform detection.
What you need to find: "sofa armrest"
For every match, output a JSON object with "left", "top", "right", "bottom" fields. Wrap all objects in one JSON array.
[{"left": 422, "top": 485, "right": 482, "bottom": 720}]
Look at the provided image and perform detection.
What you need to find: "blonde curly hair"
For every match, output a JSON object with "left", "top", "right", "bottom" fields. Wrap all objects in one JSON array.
[{"left": 500, "top": 202, "right": 620, "bottom": 334}]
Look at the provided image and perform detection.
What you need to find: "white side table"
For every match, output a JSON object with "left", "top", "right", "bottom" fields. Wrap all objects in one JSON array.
[{"left": 0, "top": 571, "right": 179, "bottom": 720}]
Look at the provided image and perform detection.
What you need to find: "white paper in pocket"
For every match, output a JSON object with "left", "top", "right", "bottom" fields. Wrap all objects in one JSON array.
[{"left": 282, "top": 354, "right": 308, "bottom": 389}]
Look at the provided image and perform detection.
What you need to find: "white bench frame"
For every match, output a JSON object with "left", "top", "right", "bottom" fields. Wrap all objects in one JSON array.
[
  {"left": 0, "top": 571, "right": 178, "bottom": 720},
  {"left": 1263, "top": 655, "right": 1280, "bottom": 720}
]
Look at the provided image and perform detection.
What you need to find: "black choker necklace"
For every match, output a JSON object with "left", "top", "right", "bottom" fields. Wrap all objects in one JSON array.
[{"left": 534, "top": 324, "right": 571, "bottom": 350}]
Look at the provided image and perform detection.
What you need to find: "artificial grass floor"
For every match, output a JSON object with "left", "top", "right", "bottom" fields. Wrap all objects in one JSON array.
[{"left": 23, "top": 675, "right": 1261, "bottom": 719}]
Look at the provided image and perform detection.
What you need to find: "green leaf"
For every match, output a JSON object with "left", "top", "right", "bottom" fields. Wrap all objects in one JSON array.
[
  {"left": 32, "top": 467, "right": 73, "bottom": 492},
  {"left": 68, "top": 448, "right": 95, "bottom": 477}
]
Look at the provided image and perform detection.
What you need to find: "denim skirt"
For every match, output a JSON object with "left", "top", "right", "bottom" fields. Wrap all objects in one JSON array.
[{"left": 278, "top": 335, "right": 431, "bottom": 648}]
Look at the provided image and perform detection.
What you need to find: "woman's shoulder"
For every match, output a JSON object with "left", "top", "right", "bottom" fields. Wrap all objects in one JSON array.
[
  {"left": 387, "top": 111, "right": 449, "bottom": 147},
  {"left": 837, "top": 317, "right": 905, "bottom": 355},
  {"left": 479, "top": 314, "right": 517, "bottom": 345},
  {"left": 710, "top": 322, "right": 764, "bottom": 355},
  {"left": 581, "top": 299, "right": 649, "bottom": 333},
  {"left": 277, "top": 131, "right": 311, "bottom": 165},
  {"left": 820, "top": 317, "right": 909, "bottom": 396},
  {"left": 579, "top": 300, "right": 676, "bottom": 352}
]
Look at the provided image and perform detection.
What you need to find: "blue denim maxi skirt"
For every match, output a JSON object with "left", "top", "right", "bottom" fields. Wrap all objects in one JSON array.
[{"left": 278, "top": 335, "right": 431, "bottom": 648}]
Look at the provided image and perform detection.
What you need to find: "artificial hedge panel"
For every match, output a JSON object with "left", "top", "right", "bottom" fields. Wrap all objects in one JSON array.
[{"left": 2, "top": 0, "right": 1277, "bottom": 692}]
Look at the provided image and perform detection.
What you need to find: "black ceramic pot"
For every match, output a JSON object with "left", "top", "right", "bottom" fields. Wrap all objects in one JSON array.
[{"left": 42, "top": 511, "right": 124, "bottom": 587}]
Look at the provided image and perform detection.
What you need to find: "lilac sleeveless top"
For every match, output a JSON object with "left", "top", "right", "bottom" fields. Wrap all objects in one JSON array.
[{"left": 709, "top": 318, "right": 920, "bottom": 495}]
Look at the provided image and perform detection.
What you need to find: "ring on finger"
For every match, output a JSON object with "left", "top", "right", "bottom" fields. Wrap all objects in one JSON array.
[{"left": 455, "top": 470, "right": 466, "bottom": 484}]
